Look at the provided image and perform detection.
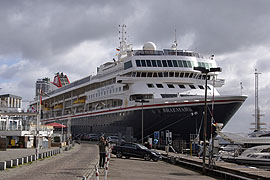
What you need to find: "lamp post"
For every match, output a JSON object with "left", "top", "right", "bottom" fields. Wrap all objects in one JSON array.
[
  {"left": 193, "top": 67, "right": 221, "bottom": 174},
  {"left": 36, "top": 89, "right": 42, "bottom": 159},
  {"left": 135, "top": 99, "right": 150, "bottom": 144}
]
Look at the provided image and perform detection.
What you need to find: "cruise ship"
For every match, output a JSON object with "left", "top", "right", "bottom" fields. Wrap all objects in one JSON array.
[{"left": 32, "top": 25, "right": 247, "bottom": 142}]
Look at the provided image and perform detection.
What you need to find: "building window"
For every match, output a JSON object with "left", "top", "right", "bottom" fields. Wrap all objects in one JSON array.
[
  {"left": 169, "top": 72, "right": 174, "bottom": 77},
  {"left": 167, "top": 84, "right": 174, "bottom": 88},
  {"left": 156, "top": 84, "right": 164, "bottom": 88}
]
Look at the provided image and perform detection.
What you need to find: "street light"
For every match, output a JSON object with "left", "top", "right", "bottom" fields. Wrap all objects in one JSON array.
[
  {"left": 135, "top": 99, "right": 150, "bottom": 144},
  {"left": 193, "top": 66, "right": 221, "bottom": 174}
]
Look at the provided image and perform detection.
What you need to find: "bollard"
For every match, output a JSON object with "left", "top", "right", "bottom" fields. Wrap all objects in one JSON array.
[
  {"left": 18, "top": 158, "right": 24, "bottom": 165},
  {"left": 28, "top": 155, "right": 32, "bottom": 162},
  {"left": 32, "top": 154, "right": 36, "bottom": 161},
  {"left": 12, "top": 159, "right": 18, "bottom": 167},
  {"left": 0, "top": 161, "right": 6, "bottom": 170},
  {"left": 104, "top": 152, "right": 111, "bottom": 180},
  {"left": 82, "top": 176, "right": 86, "bottom": 180},
  {"left": 6, "top": 160, "right": 13, "bottom": 168},
  {"left": 23, "top": 156, "right": 28, "bottom": 163},
  {"left": 95, "top": 165, "right": 100, "bottom": 180}
]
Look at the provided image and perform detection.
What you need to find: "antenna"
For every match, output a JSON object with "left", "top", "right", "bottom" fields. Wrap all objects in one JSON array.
[
  {"left": 118, "top": 24, "right": 127, "bottom": 43},
  {"left": 240, "top": 82, "right": 243, "bottom": 95},
  {"left": 174, "top": 29, "right": 178, "bottom": 56},
  {"left": 252, "top": 69, "right": 265, "bottom": 131}
]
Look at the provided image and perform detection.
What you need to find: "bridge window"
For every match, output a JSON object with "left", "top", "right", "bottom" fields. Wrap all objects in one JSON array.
[
  {"left": 162, "top": 60, "right": 168, "bottom": 67},
  {"left": 167, "top": 60, "right": 173, "bottom": 67},
  {"left": 146, "top": 60, "right": 152, "bottom": 67},
  {"left": 178, "top": 60, "right": 183, "bottom": 67},
  {"left": 182, "top": 60, "right": 188, "bottom": 67},
  {"left": 136, "top": 60, "right": 141, "bottom": 67},
  {"left": 141, "top": 60, "right": 146, "bottom": 67},
  {"left": 172, "top": 60, "right": 178, "bottom": 67},
  {"left": 124, "top": 61, "right": 133, "bottom": 70},
  {"left": 169, "top": 72, "right": 174, "bottom": 77},
  {"left": 187, "top": 61, "right": 192, "bottom": 68},
  {"left": 151, "top": 60, "right": 157, "bottom": 67},
  {"left": 157, "top": 60, "right": 162, "bottom": 67}
]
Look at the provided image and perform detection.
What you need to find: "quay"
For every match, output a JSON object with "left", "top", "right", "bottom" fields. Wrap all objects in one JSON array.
[
  {"left": 0, "top": 142, "right": 99, "bottom": 180},
  {"left": 158, "top": 150, "right": 270, "bottom": 180},
  {"left": 2, "top": 142, "right": 270, "bottom": 179}
]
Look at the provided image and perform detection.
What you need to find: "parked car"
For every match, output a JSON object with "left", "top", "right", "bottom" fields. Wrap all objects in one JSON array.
[
  {"left": 106, "top": 136, "right": 125, "bottom": 145},
  {"left": 112, "top": 142, "right": 161, "bottom": 162},
  {"left": 87, "top": 134, "right": 99, "bottom": 141}
]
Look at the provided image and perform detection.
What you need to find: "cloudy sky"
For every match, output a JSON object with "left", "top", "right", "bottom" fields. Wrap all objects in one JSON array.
[{"left": 0, "top": 0, "right": 270, "bottom": 133}]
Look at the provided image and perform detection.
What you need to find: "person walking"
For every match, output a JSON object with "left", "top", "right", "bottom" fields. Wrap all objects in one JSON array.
[{"left": 98, "top": 136, "right": 108, "bottom": 168}]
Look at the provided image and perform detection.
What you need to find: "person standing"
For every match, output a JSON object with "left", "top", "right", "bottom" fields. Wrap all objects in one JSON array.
[{"left": 98, "top": 136, "right": 108, "bottom": 168}]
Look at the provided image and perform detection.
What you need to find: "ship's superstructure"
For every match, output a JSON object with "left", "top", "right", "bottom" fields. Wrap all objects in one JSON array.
[{"left": 31, "top": 25, "right": 247, "bottom": 141}]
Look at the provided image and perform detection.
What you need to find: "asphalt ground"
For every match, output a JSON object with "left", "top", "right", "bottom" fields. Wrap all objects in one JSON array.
[
  {"left": 0, "top": 142, "right": 99, "bottom": 180},
  {"left": 105, "top": 155, "right": 217, "bottom": 180}
]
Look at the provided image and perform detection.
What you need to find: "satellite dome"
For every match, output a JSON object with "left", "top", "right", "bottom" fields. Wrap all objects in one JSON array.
[
  {"left": 143, "top": 42, "right": 156, "bottom": 51},
  {"left": 171, "top": 43, "right": 177, "bottom": 50}
]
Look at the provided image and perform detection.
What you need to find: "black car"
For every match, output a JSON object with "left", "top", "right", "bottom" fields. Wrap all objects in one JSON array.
[{"left": 112, "top": 142, "right": 161, "bottom": 162}]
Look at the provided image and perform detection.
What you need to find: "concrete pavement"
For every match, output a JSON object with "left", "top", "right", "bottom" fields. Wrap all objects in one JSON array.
[
  {"left": 0, "top": 142, "right": 99, "bottom": 180},
  {"left": 105, "top": 155, "right": 217, "bottom": 180}
]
